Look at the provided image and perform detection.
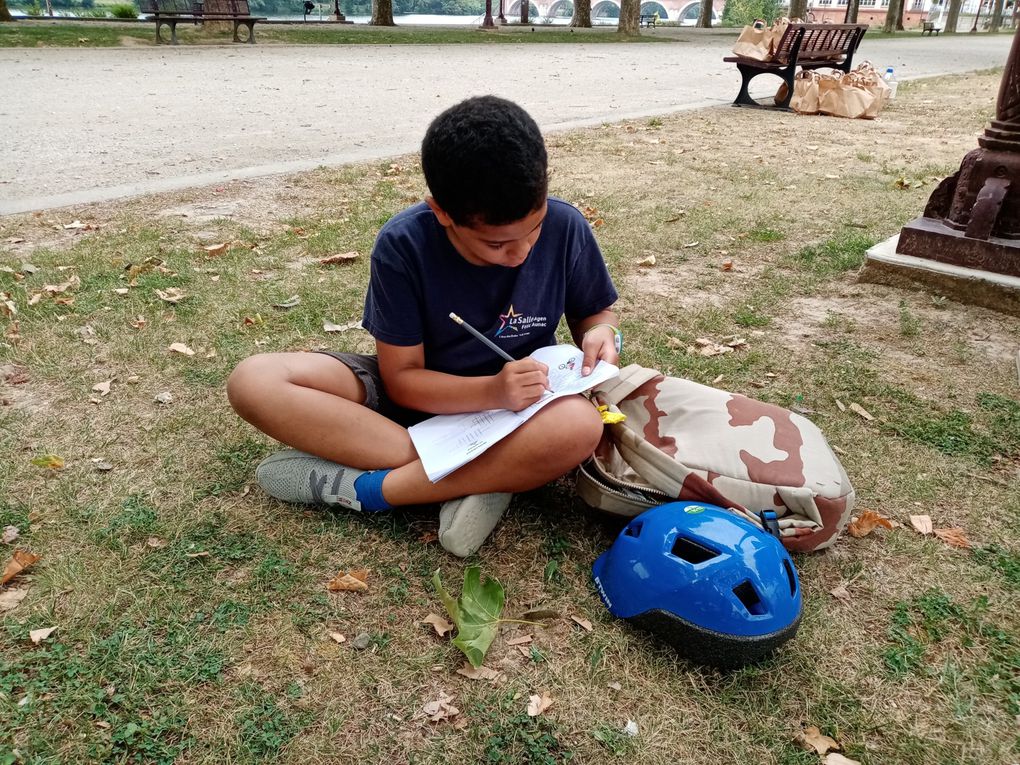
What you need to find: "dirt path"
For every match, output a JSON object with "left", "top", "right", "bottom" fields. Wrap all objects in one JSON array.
[{"left": 0, "top": 32, "right": 1011, "bottom": 215}]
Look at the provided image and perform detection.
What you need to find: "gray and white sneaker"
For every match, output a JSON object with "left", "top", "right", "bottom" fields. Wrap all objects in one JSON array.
[
  {"left": 255, "top": 449, "right": 367, "bottom": 510},
  {"left": 438, "top": 493, "right": 513, "bottom": 558}
]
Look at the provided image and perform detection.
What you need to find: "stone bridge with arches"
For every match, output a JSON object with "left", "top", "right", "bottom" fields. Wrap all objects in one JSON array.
[{"left": 505, "top": 0, "right": 722, "bottom": 24}]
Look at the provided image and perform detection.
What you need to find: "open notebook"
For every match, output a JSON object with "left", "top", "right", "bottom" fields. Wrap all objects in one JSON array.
[{"left": 408, "top": 344, "right": 619, "bottom": 483}]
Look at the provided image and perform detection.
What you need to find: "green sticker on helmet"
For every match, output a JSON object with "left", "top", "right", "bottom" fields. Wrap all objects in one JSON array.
[{"left": 684, "top": 505, "right": 707, "bottom": 514}]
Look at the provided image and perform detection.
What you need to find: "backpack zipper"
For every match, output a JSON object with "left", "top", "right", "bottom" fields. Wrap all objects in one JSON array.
[{"left": 581, "top": 460, "right": 672, "bottom": 503}]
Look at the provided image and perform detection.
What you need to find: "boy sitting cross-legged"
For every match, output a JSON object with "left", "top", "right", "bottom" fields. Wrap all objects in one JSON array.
[{"left": 227, "top": 95, "right": 621, "bottom": 557}]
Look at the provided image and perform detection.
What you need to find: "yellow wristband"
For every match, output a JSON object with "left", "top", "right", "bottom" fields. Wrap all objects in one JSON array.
[{"left": 583, "top": 323, "right": 622, "bottom": 354}]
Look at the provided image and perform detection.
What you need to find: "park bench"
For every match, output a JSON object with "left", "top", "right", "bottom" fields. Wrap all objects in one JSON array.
[
  {"left": 140, "top": 0, "right": 199, "bottom": 45},
  {"left": 140, "top": 0, "right": 266, "bottom": 45},
  {"left": 723, "top": 22, "right": 868, "bottom": 110},
  {"left": 639, "top": 13, "right": 658, "bottom": 27},
  {"left": 922, "top": 20, "right": 940, "bottom": 35},
  {"left": 201, "top": 0, "right": 266, "bottom": 44}
]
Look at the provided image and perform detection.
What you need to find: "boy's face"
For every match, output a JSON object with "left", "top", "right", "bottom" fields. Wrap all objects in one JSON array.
[{"left": 427, "top": 199, "right": 547, "bottom": 268}]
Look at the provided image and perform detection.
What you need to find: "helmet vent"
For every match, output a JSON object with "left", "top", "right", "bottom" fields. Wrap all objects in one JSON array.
[
  {"left": 783, "top": 559, "right": 797, "bottom": 596},
  {"left": 625, "top": 521, "right": 643, "bottom": 538},
  {"left": 670, "top": 536, "right": 719, "bottom": 565},
  {"left": 733, "top": 580, "right": 767, "bottom": 615}
]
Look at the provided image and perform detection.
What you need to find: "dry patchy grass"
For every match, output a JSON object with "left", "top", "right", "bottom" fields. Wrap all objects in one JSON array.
[{"left": 1, "top": 71, "right": 1019, "bottom": 764}]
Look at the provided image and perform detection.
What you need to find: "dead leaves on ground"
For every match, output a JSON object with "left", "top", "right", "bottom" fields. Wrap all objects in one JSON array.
[
  {"left": 203, "top": 242, "right": 231, "bottom": 256},
  {"left": 570, "top": 616, "right": 593, "bottom": 632},
  {"left": 824, "top": 755, "right": 862, "bottom": 765},
  {"left": 422, "top": 692, "right": 461, "bottom": 723},
  {"left": 323, "top": 320, "right": 361, "bottom": 334},
  {"left": 29, "top": 626, "right": 57, "bottom": 644},
  {"left": 851, "top": 510, "right": 973, "bottom": 549},
  {"left": 933, "top": 526, "right": 972, "bottom": 549},
  {"left": 847, "top": 509, "right": 896, "bottom": 538},
  {"left": 455, "top": 663, "right": 502, "bottom": 682},
  {"left": 327, "top": 569, "right": 369, "bottom": 593},
  {"left": 580, "top": 206, "right": 605, "bottom": 229},
  {"left": 0, "top": 586, "right": 30, "bottom": 612},
  {"left": 319, "top": 252, "right": 360, "bottom": 266},
  {"left": 168, "top": 342, "right": 196, "bottom": 357},
  {"left": 527, "top": 691, "right": 554, "bottom": 717},
  {"left": 687, "top": 336, "right": 749, "bottom": 357},
  {"left": 2, "top": 549, "right": 40, "bottom": 586},
  {"left": 909, "top": 514, "right": 934, "bottom": 535},
  {"left": 794, "top": 724, "right": 840, "bottom": 756},
  {"left": 155, "top": 287, "right": 187, "bottom": 304},
  {"left": 422, "top": 613, "right": 454, "bottom": 637}
]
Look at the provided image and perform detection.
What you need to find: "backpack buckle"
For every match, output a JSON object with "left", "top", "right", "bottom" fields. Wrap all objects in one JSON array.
[{"left": 757, "top": 510, "right": 781, "bottom": 539}]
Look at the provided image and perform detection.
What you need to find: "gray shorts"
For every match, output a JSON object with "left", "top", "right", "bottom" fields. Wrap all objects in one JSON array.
[{"left": 315, "top": 351, "right": 430, "bottom": 428}]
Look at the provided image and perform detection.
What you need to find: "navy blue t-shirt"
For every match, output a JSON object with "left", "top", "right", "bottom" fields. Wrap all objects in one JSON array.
[{"left": 362, "top": 197, "right": 618, "bottom": 378}]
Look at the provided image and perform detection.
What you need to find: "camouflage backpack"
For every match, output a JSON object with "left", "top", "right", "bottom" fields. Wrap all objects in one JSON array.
[{"left": 576, "top": 365, "right": 856, "bottom": 552}]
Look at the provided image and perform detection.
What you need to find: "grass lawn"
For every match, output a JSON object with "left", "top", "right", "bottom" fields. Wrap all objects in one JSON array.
[
  {"left": 1, "top": 71, "right": 1019, "bottom": 764},
  {"left": 0, "top": 19, "right": 664, "bottom": 46}
]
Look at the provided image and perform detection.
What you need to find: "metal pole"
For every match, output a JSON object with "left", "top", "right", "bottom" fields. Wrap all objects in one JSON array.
[{"left": 483, "top": 0, "right": 495, "bottom": 26}]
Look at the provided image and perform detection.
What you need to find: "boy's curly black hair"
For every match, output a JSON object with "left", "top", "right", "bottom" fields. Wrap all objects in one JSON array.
[{"left": 421, "top": 95, "right": 548, "bottom": 227}]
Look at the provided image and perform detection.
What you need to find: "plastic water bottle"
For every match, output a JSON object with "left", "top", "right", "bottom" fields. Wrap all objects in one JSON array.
[{"left": 884, "top": 67, "right": 899, "bottom": 101}]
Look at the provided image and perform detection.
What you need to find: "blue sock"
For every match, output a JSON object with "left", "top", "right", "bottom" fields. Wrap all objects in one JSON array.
[{"left": 353, "top": 469, "right": 393, "bottom": 512}]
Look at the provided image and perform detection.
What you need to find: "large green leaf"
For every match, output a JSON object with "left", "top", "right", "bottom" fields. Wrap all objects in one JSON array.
[{"left": 432, "top": 566, "right": 506, "bottom": 668}]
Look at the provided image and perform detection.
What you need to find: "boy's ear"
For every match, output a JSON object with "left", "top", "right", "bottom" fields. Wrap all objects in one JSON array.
[{"left": 425, "top": 197, "right": 454, "bottom": 228}]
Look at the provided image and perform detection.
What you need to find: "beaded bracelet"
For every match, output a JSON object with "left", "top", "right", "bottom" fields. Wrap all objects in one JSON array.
[{"left": 583, "top": 323, "right": 623, "bottom": 354}]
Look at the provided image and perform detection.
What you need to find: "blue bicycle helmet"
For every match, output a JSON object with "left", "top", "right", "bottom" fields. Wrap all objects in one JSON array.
[{"left": 592, "top": 501, "right": 802, "bottom": 668}]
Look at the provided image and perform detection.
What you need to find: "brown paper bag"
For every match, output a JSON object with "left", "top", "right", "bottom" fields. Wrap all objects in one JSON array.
[
  {"left": 768, "top": 17, "right": 791, "bottom": 58},
  {"left": 851, "top": 61, "right": 891, "bottom": 117},
  {"left": 819, "top": 74, "right": 876, "bottom": 119},
  {"left": 775, "top": 71, "right": 819, "bottom": 113},
  {"left": 732, "top": 20, "right": 772, "bottom": 61},
  {"left": 791, "top": 70, "right": 820, "bottom": 114}
]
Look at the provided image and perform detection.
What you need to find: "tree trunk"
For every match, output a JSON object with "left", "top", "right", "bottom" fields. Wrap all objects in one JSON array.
[
  {"left": 45, "top": 0, "right": 52, "bottom": 16},
  {"left": 617, "top": 0, "right": 638, "bottom": 33},
  {"left": 371, "top": 0, "right": 394, "bottom": 25},
  {"left": 990, "top": 0, "right": 1004, "bottom": 31},
  {"left": 844, "top": 0, "right": 859, "bottom": 23},
  {"left": 0, "top": 0, "right": 13, "bottom": 22},
  {"left": 520, "top": 0, "right": 528, "bottom": 23},
  {"left": 882, "top": 0, "right": 899, "bottom": 31},
  {"left": 570, "top": 0, "right": 591, "bottom": 26},
  {"left": 697, "top": 0, "right": 712, "bottom": 27},
  {"left": 788, "top": 0, "right": 807, "bottom": 21},
  {"left": 945, "top": 0, "right": 962, "bottom": 32},
  {"left": 897, "top": 0, "right": 908, "bottom": 30}
]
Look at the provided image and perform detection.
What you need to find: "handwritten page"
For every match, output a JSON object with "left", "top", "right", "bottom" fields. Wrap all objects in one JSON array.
[{"left": 409, "top": 344, "right": 619, "bottom": 483}]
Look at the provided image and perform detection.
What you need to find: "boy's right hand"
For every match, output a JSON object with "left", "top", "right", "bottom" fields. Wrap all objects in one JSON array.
[{"left": 492, "top": 359, "right": 550, "bottom": 411}]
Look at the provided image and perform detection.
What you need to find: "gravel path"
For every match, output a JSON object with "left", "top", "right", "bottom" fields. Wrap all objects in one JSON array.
[{"left": 0, "top": 32, "right": 1011, "bottom": 215}]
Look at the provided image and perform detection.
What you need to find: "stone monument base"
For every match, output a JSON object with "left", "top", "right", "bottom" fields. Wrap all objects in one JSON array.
[{"left": 858, "top": 234, "right": 1020, "bottom": 316}]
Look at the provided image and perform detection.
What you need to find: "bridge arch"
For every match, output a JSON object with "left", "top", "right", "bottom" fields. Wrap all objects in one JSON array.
[
  {"left": 507, "top": 0, "right": 540, "bottom": 15},
  {"left": 592, "top": 0, "right": 620, "bottom": 19},
  {"left": 640, "top": 1, "right": 669, "bottom": 18},
  {"left": 678, "top": 1, "right": 702, "bottom": 22},
  {"left": 548, "top": 0, "right": 573, "bottom": 16}
]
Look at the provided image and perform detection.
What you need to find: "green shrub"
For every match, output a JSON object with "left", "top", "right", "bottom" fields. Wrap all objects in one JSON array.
[
  {"left": 110, "top": 2, "right": 138, "bottom": 17},
  {"left": 722, "top": 0, "right": 781, "bottom": 26}
]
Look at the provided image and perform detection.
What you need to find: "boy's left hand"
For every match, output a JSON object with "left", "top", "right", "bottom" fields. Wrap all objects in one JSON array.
[{"left": 581, "top": 325, "right": 619, "bottom": 376}]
